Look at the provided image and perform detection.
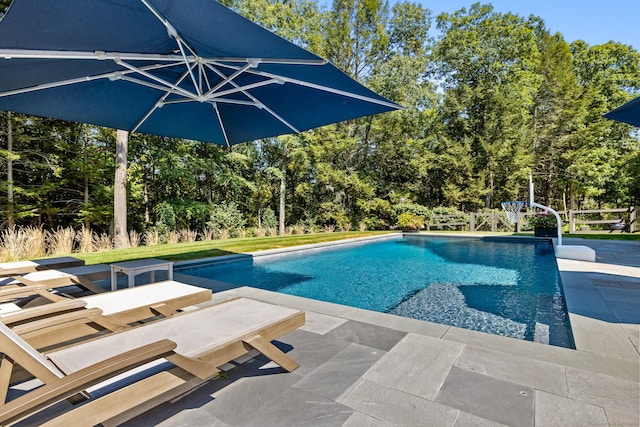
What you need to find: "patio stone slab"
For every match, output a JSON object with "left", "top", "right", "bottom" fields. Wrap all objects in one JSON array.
[
  {"left": 566, "top": 367, "right": 640, "bottom": 416},
  {"left": 568, "top": 314, "right": 640, "bottom": 361},
  {"left": 604, "top": 408, "right": 640, "bottom": 427},
  {"left": 271, "top": 329, "right": 352, "bottom": 376},
  {"left": 294, "top": 343, "right": 384, "bottom": 400},
  {"left": 300, "top": 310, "right": 348, "bottom": 335},
  {"left": 342, "top": 411, "right": 392, "bottom": 426},
  {"left": 454, "top": 411, "right": 510, "bottom": 427},
  {"left": 235, "top": 386, "right": 354, "bottom": 427},
  {"left": 453, "top": 346, "right": 568, "bottom": 396},
  {"left": 534, "top": 391, "right": 607, "bottom": 427},
  {"left": 323, "top": 319, "right": 407, "bottom": 351},
  {"left": 362, "top": 333, "right": 464, "bottom": 400},
  {"left": 435, "top": 367, "right": 535, "bottom": 427},
  {"left": 338, "top": 379, "right": 459, "bottom": 426}
]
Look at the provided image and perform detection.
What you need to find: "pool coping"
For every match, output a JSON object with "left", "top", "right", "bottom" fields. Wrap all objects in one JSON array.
[{"left": 174, "top": 232, "right": 639, "bottom": 382}]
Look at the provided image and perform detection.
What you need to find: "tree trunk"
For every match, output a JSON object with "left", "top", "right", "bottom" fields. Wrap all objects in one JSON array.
[
  {"left": 6, "top": 111, "right": 13, "bottom": 227},
  {"left": 114, "top": 129, "right": 128, "bottom": 248},
  {"left": 82, "top": 125, "right": 90, "bottom": 230},
  {"left": 279, "top": 173, "right": 285, "bottom": 235}
]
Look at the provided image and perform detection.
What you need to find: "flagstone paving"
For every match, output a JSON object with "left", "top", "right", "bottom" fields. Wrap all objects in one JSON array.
[{"left": 122, "top": 236, "right": 639, "bottom": 427}]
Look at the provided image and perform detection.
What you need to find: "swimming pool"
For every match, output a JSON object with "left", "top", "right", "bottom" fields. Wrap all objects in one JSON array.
[{"left": 179, "top": 235, "right": 575, "bottom": 348}]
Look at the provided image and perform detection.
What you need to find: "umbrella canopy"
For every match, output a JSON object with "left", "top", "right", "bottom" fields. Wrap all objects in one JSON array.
[
  {"left": 0, "top": 0, "right": 401, "bottom": 146},
  {"left": 603, "top": 96, "right": 640, "bottom": 127}
]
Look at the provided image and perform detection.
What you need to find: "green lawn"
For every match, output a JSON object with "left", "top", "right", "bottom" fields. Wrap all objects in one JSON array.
[
  {"left": 74, "top": 231, "right": 396, "bottom": 265},
  {"left": 70, "top": 229, "right": 639, "bottom": 265}
]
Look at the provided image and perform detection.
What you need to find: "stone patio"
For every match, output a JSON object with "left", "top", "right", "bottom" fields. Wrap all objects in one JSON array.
[{"left": 118, "top": 236, "right": 639, "bottom": 426}]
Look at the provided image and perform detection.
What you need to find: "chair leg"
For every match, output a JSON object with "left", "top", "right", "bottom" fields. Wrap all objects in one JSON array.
[
  {"left": 243, "top": 334, "right": 299, "bottom": 372},
  {"left": 0, "top": 355, "right": 14, "bottom": 404}
]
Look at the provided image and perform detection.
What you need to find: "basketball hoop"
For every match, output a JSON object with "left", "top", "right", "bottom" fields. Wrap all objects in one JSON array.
[{"left": 501, "top": 201, "right": 525, "bottom": 224}]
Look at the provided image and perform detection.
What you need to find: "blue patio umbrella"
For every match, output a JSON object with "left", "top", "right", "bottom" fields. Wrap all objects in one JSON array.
[
  {"left": 603, "top": 96, "right": 640, "bottom": 127},
  {"left": 0, "top": 0, "right": 401, "bottom": 146}
]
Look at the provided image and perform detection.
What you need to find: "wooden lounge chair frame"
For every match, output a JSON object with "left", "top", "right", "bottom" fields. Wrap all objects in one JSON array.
[
  {"left": 0, "top": 257, "right": 85, "bottom": 277},
  {"left": 0, "top": 297, "right": 304, "bottom": 426},
  {"left": 1, "top": 279, "right": 212, "bottom": 326},
  {"left": 0, "top": 264, "right": 112, "bottom": 293}
]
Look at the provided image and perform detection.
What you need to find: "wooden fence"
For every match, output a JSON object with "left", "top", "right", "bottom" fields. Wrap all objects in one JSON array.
[{"left": 427, "top": 207, "right": 637, "bottom": 233}]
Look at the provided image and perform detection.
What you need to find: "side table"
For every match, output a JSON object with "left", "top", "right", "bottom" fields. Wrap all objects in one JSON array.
[{"left": 110, "top": 258, "right": 174, "bottom": 291}]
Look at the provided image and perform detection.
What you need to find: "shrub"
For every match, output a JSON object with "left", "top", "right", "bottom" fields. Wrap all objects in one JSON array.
[
  {"left": 393, "top": 203, "right": 432, "bottom": 223},
  {"left": 76, "top": 227, "right": 94, "bottom": 253},
  {"left": 179, "top": 229, "right": 197, "bottom": 243},
  {"left": 166, "top": 231, "right": 180, "bottom": 244},
  {"left": 265, "top": 227, "right": 278, "bottom": 236},
  {"left": 208, "top": 202, "right": 245, "bottom": 235},
  {"left": 128, "top": 230, "right": 142, "bottom": 247},
  {"left": 155, "top": 202, "right": 176, "bottom": 243},
  {"left": 47, "top": 227, "right": 75, "bottom": 255},
  {"left": 93, "top": 233, "right": 113, "bottom": 251},
  {"left": 200, "top": 227, "right": 215, "bottom": 241},
  {"left": 144, "top": 229, "right": 159, "bottom": 246},
  {"left": 216, "top": 228, "right": 230, "bottom": 240},
  {"left": 0, "top": 226, "right": 46, "bottom": 261},
  {"left": 396, "top": 212, "right": 424, "bottom": 230},
  {"left": 261, "top": 208, "right": 278, "bottom": 229}
]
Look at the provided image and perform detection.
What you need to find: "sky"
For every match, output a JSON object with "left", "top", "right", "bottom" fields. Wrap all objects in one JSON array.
[{"left": 419, "top": 0, "right": 637, "bottom": 49}]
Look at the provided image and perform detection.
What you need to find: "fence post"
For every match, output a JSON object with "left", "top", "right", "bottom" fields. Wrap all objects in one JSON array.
[
  {"left": 469, "top": 212, "right": 475, "bottom": 232},
  {"left": 491, "top": 213, "right": 497, "bottom": 232},
  {"left": 630, "top": 207, "right": 636, "bottom": 233},
  {"left": 569, "top": 210, "right": 575, "bottom": 233}
]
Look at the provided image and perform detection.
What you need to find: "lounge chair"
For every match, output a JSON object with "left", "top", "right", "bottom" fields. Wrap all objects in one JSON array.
[
  {"left": 0, "top": 257, "right": 85, "bottom": 277},
  {"left": 1, "top": 280, "right": 212, "bottom": 328},
  {"left": 0, "top": 264, "right": 111, "bottom": 292},
  {"left": 0, "top": 297, "right": 304, "bottom": 426}
]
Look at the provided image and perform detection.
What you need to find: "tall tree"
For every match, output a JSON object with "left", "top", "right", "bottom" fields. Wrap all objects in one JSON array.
[
  {"left": 530, "top": 30, "right": 585, "bottom": 208},
  {"left": 435, "top": 3, "right": 541, "bottom": 207}
]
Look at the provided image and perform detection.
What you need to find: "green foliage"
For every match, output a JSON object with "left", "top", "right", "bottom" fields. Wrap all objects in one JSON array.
[
  {"left": 0, "top": 1, "right": 638, "bottom": 236},
  {"left": 393, "top": 203, "right": 431, "bottom": 222},
  {"left": 155, "top": 201, "right": 176, "bottom": 243},
  {"left": 528, "top": 212, "right": 557, "bottom": 229},
  {"left": 208, "top": 202, "right": 245, "bottom": 235},
  {"left": 262, "top": 208, "right": 278, "bottom": 229},
  {"left": 395, "top": 212, "right": 424, "bottom": 230}
]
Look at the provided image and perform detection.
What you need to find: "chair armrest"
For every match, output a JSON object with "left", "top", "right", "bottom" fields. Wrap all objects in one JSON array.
[
  {"left": 0, "top": 339, "right": 177, "bottom": 426},
  {"left": 0, "top": 283, "right": 49, "bottom": 301},
  {"left": 11, "top": 307, "right": 107, "bottom": 336},
  {"left": 1, "top": 300, "right": 87, "bottom": 326}
]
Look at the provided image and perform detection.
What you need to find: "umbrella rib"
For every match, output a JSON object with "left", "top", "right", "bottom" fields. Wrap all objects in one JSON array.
[
  {"left": 212, "top": 103, "right": 231, "bottom": 147},
  {"left": 209, "top": 79, "right": 281, "bottom": 99},
  {"left": 164, "top": 98, "right": 257, "bottom": 107},
  {"left": 204, "top": 63, "right": 300, "bottom": 134},
  {"left": 0, "top": 49, "right": 326, "bottom": 66},
  {"left": 204, "top": 62, "right": 254, "bottom": 98},
  {"left": 138, "top": 0, "right": 198, "bottom": 58},
  {"left": 116, "top": 59, "right": 196, "bottom": 100},
  {"left": 175, "top": 38, "right": 201, "bottom": 96},
  {"left": 0, "top": 62, "right": 181, "bottom": 98},
  {"left": 211, "top": 61, "right": 403, "bottom": 110},
  {"left": 131, "top": 63, "right": 199, "bottom": 134}
]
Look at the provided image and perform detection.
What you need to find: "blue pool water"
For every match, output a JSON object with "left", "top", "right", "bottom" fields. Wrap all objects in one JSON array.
[{"left": 180, "top": 236, "right": 575, "bottom": 348}]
